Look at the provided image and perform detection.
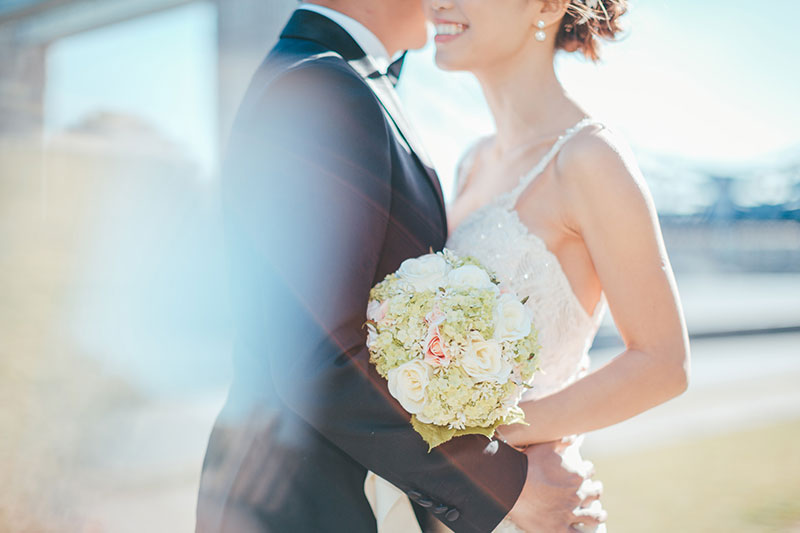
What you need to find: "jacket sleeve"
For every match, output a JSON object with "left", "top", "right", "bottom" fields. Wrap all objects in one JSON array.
[{"left": 221, "top": 61, "right": 528, "bottom": 533}]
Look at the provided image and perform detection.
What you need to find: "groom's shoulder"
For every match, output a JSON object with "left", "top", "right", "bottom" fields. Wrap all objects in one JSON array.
[
  {"left": 257, "top": 40, "right": 377, "bottom": 108},
  {"left": 228, "top": 42, "right": 391, "bottom": 156},
  {"left": 269, "top": 39, "right": 352, "bottom": 73}
]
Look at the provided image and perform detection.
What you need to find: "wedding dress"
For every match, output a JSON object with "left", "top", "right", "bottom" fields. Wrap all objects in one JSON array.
[{"left": 365, "top": 118, "right": 609, "bottom": 533}]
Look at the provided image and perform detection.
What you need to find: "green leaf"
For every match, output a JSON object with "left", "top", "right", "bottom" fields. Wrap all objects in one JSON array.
[
  {"left": 411, "top": 408, "right": 529, "bottom": 452},
  {"left": 411, "top": 417, "right": 456, "bottom": 451},
  {"left": 502, "top": 406, "right": 528, "bottom": 428}
]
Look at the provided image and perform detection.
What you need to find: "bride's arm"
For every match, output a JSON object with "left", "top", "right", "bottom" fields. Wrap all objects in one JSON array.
[{"left": 500, "top": 128, "right": 691, "bottom": 447}]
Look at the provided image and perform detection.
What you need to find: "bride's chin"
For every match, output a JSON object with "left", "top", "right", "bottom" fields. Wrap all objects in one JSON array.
[{"left": 433, "top": 53, "right": 470, "bottom": 72}]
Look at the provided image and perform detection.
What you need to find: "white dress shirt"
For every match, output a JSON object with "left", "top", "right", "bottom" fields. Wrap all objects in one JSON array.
[{"left": 297, "top": 3, "right": 393, "bottom": 73}]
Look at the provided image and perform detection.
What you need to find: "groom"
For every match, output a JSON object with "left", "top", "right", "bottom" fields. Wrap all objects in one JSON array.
[{"left": 196, "top": 1, "right": 591, "bottom": 532}]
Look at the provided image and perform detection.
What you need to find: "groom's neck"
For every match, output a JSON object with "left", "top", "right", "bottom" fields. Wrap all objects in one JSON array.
[{"left": 303, "top": 0, "right": 408, "bottom": 57}]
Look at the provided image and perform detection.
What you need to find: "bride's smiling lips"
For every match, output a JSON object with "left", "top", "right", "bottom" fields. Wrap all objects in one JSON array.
[{"left": 433, "top": 18, "right": 469, "bottom": 44}]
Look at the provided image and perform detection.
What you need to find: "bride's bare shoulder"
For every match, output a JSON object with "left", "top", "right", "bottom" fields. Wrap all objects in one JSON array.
[{"left": 554, "top": 123, "right": 655, "bottom": 214}]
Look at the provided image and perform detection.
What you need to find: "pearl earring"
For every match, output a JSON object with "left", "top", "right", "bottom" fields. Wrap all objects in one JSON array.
[{"left": 535, "top": 20, "right": 546, "bottom": 41}]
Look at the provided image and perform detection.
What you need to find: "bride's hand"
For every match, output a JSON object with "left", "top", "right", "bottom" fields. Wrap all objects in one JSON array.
[
  {"left": 507, "top": 441, "right": 606, "bottom": 532},
  {"left": 569, "top": 467, "right": 606, "bottom": 531},
  {"left": 571, "top": 497, "right": 607, "bottom": 532}
]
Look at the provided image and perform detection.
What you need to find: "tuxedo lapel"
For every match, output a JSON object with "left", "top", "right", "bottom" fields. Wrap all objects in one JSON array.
[
  {"left": 348, "top": 56, "right": 445, "bottom": 212},
  {"left": 351, "top": 57, "right": 435, "bottom": 171},
  {"left": 279, "top": 9, "right": 448, "bottom": 233}
]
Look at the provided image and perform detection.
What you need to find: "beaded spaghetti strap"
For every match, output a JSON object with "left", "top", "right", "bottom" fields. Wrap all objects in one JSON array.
[{"left": 498, "top": 117, "right": 599, "bottom": 209}]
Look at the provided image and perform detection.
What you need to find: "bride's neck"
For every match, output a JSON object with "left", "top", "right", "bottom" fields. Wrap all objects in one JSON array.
[{"left": 474, "top": 47, "right": 577, "bottom": 157}]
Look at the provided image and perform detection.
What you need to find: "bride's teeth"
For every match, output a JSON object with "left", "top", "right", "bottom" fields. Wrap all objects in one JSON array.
[{"left": 435, "top": 23, "right": 466, "bottom": 36}]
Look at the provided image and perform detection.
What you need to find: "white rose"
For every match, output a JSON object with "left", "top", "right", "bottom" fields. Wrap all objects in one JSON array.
[
  {"left": 461, "top": 333, "right": 512, "bottom": 384},
  {"left": 387, "top": 360, "right": 432, "bottom": 414},
  {"left": 415, "top": 411, "right": 435, "bottom": 424},
  {"left": 397, "top": 254, "right": 449, "bottom": 292},
  {"left": 366, "top": 300, "right": 388, "bottom": 323},
  {"left": 365, "top": 323, "right": 378, "bottom": 350},
  {"left": 492, "top": 293, "right": 533, "bottom": 342},
  {"left": 446, "top": 265, "right": 496, "bottom": 291}
]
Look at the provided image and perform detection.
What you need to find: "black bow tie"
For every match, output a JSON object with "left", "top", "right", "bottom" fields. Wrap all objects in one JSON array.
[{"left": 367, "top": 51, "right": 407, "bottom": 87}]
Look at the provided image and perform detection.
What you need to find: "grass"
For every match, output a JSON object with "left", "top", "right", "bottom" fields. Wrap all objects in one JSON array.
[{"left": 593, "top": 418, "right": 800, "bottom": 533}]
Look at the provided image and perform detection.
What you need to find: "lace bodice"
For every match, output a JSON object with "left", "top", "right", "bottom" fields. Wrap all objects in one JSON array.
[{"left": 446, "top": 118, "right": 608, "bottom": 400}]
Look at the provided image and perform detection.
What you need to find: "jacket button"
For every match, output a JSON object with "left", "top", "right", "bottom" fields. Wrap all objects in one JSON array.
[
  {"left": 445, "top": 509, "right": 460, "bottom": 522},
  {"left": 407, "top": 490, "right": 423, "bottom": 502},
  {"left": 416, "top": 498, "right": 434, "bottom": 508},
  {"left": 433, "top": 505, "right": 449, "bottom": 515}
]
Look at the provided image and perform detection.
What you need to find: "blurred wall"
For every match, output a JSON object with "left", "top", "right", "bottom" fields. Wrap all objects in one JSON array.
[{"left": 0, "top": 37, "right": 46, "bottom": 137}]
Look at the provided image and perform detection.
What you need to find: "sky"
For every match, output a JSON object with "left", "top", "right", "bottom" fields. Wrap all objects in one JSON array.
[{"left": 43, "top": 0, "right": 800, "bottom": 187}]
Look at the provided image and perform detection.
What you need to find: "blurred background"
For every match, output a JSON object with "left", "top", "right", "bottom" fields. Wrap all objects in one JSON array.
[{"left": 0, "top": 0, "right": 798, "bottom": 531}]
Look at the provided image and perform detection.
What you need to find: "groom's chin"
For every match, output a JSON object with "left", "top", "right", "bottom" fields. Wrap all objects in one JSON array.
[
  {"left": 406, "top": 26, "right": 430, "bottom": 51},
  {"left": 396, "top": 5, "right": 431, "bottom": 52}
]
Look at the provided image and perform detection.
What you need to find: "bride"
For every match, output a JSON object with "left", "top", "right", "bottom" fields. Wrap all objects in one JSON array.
[{"left": 366, "top": 0, "right": 690, "bottom": 531}]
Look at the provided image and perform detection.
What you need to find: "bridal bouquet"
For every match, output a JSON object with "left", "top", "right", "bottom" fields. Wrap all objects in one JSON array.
[{"left": 365, "top": 248, "right": 540, "bottom": 450}]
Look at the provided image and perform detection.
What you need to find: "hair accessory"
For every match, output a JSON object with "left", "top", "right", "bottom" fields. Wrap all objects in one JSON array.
[{"left": 572, "top": 0, "right": 609, "bottom": 26}]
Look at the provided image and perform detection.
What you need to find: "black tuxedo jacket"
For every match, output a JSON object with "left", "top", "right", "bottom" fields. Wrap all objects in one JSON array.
[{"left": 196, "top": 9, "right": 527, "bottom": 533}]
